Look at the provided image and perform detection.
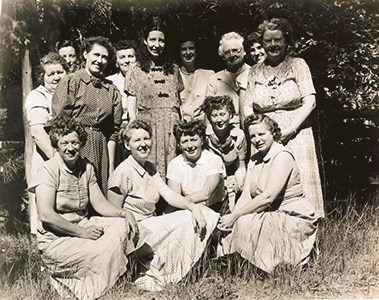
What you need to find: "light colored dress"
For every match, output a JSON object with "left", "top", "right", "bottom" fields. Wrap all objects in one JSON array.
[
  {"left": 205, "top": 124, "right": 247, "bottom": 211},
  {"left": 244, "top": 56, "right": 324, "bottom": 217},
  {"left": 179, "top": 68, "right": 215, "bottom": 121},
  {"left": 167, "top": 149, "right": 226, "bottom": 210},
  {"left": 218, "top": 142, "right": 317, "bottom": 273},
  {"left": 25, "top": 85, "right": 53, "bottom": 234},
  {"left": 107, "top": 72, "right": 129, "bottom": 123},
  {"left": 30, "top": 153, "right": 131, "bottom": 300},
  {"left": 108, "top": 155, "right": 219, "bottom": 291},
  {"left": 124, "top": 64, "right": 183, "bottom": 178},
  {"left": 206, "top": 63, "right": 250, "bottom": 125}
]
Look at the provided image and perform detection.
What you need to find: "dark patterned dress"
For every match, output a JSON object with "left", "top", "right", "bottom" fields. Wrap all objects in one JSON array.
[
  {"left": 124, "top": 64, "right": 183, "bottom": 178},
  {"left": 52, "top": 69, "right": 122, "bottom": 194}
]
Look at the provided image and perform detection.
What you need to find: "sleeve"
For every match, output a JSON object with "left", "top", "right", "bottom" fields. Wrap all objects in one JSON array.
[
  {"left": 108, "top": 164, "right": 131, "bottom": 197},
  {"left": 25, "top": 90, "right": 50, "bottom": 126},
  {"left": 166, "top": 158, "right": 182, "bottom": 183},
  {"left": 124, "top": 65, "right": 139, "bottom": 97},
  {"left": 206, "top": 154, "right": 226, "bottom": 178},
  {"left": 294, "top": 58, "right": 316, "bottom": 98},
  {"left": 205, "top": 74, "right": 216, "bottom": 96},
  {"left": 109, "top": 87, "right": 123, "bottom": 142},
  {"left": 243, "top": 67, "right": 256, "bottom": 107},
  {"left": 236, "top": 69, "right": 249, "bottom": 90},
  {"left": 51, "top": 74, "right": 75, "bottom": 118},
  {"left": 176, "top": 67, "right": 185, "bottom": 95},
  {"left": 29, "top": 163, "right": 58, "bottom": 193},
  {"left": 86, "top": 162, "right": 97, "bottom": 187},
  {"left": 236, "top": 131, "right": 247, "bottom": 161}
]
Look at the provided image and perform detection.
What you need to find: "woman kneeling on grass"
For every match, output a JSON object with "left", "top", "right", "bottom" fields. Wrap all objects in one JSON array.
[
  {"left": 218, "top": 114, "right": 317, "bottom": 273},
  {"left": 31, "top": 115, "right": 138, "bottom": 300},
  {"left": 108, "top": 119, "right": 219, "bottom": 291}
]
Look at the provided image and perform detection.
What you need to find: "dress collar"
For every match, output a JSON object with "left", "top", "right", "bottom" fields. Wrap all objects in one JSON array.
[
  {"left": 259, "top": 141, "right": 285, "bottom": 163},
  {"left": 78, "top": 69, "right": 110, "bottom": 89},
  {"left": 54, "top": 152, "right": 85, "bottom": 175},
  {"left": 126, "top": 155, "right": 147, "bottom": 177}
]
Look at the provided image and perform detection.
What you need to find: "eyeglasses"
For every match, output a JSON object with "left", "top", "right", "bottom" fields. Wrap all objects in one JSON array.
[{"left": 223, "top": 47, "right": 243, "bottom": 57}]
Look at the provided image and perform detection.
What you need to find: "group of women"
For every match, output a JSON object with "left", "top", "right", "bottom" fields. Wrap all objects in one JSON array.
[{"left": 24, "top": 17, "right": 323, "bottom": 299}]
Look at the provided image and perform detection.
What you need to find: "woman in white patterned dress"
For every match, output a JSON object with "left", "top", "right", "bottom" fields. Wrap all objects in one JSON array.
[{"left": 108, "top": 119, "right": 219, "bottom": 291}]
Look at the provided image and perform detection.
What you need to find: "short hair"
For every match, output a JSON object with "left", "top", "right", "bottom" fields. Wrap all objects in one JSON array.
[
  {"left": 37, "top": 52, "right": 69, "bottom": 85},
  {"left": 173, "top": 119, "right": 206, "bottom": 144},
  {"left": 202, "top": 95, "right": 236, "bottom": 121},
  {"left": 258, "top": 18, "right": 294, "bottom": 46},
  {"left": 55, "top": 40, "right": 77, "bottom": 53},
  {"left": 114, "top": 39, "right": 138, "bottom": 52},
  {"left": 81, "top": 36, "right": 114, "bottom": 60},
  {"left": 243, "top": 31, "right": 261, "bottom": 53},
  {"left": 218, "top": 32, "right": 244, "bottom": 57},
  {"left": 119, "top": 119, "right": 152, "bottom": 144},
  {"left": 49, "top": 114, "right": 88, "bottom": 148},
  {"left": 244, "top": 114, "right": 282, "bottom": 142}
]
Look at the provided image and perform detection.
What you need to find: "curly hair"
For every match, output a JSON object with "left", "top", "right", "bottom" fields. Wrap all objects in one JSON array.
[
  {"left": 173, "top": 119, "right": 207, "bottom": 145},
  {"left": 55, "top": 40, "right": 78, "bottom": 53},
  {"left": 81, "top": 36, "right": 115, "bottom": 63},
  {"left": 36, "top": 52, "right": 69, "bottom": 85},
  {"left": 218, "top": 32, "right": 244, "bottom": 57},
  {"left": 49, "top": 115, "right": 88, "bottom": 148},
  {"left": 202, "top": 95, "right": 236, "bottom": 121},
  {"left": 243, "top": 31, "right": 262, "bottom": 65},
  {"left": 119, "top": 119, "right": 152, "bottom": 144},
  {"left": 244, "top": 114, "right": 282, "bottom": 142},
  {"left": 258, "top": 17, "right": 294, "bottom": 46}
]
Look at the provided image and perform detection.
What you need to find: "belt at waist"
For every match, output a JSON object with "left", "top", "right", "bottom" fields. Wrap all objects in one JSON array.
[{"left": 85, "top": 125, "right": 101, "bottom": 131}]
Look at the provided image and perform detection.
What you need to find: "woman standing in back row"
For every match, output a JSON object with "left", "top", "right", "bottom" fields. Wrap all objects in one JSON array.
[{"left": 124, "top": 17, "right": 183, "bottom": 178}]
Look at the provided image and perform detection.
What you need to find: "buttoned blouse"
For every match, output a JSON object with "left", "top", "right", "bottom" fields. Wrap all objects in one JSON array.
[
  {"left": 30, "top": 152, "right": 97, "bottom": 224},
  {"left": 167, "top": 149, "right": 226, "bottom": 200},
  {"left": 25, "top": 85, "right": 53, "bottom": 126},
  {"left": 108, "top": 156, "right": 160, "bottom": 221},
  {"left": 52, "top": 69, "right": 122, "bottom": 141},
  {"left": 205, "top": 124, "right": 247, "bottom": 176}
]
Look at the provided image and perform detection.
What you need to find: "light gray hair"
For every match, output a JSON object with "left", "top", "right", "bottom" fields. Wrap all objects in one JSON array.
[{"left": 218, "top": 32, "right": 244, "bottom": 56}]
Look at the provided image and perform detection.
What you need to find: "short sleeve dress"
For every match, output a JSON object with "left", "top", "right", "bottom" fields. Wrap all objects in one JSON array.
[
  {"left": 244, "top": 56, "right": 324, "bottom": 217},
  {"left": 124, "top": 64, "right": 183, "bottom": 178},
  {"left": 108, "top": 155, "right": 219, "bottom": 291},
  {"left": 30, "top": 153, "right": 131, "bottom": 300},
  {"left": 52, "top": 69, "right": 123, "bottom": 193},
  {"left": 218, "top": 142, "right": 317, "bottom": 273}
]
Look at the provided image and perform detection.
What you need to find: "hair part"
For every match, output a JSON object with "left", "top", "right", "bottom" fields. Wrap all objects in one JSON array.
[
  {"left": 49, "top": 114, "right": 88, "bottom": 148},
  {"left": 202, "top": 95, "right": 236, "bottom": 121},
  {"left": 119, "top": 119, "right": 152, "bottom": 144},
  {"left": 218, "top": 31, "right": 244, "bottom": 57},
  {"left": 244, "top": 113, "right": 282, "bottom": 142}
]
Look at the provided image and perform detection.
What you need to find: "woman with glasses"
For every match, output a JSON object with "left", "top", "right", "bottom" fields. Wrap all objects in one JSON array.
[{"left": 241, "top": 18, "right": 324, "bottom": 218}]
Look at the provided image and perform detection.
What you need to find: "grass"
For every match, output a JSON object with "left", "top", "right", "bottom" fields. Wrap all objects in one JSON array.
[{"left": 0, "top": 192, "right": 378, "bottom": 299}]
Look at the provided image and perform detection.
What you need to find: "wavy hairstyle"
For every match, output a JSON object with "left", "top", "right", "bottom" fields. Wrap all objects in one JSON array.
[
  {"left": 202, "top": 95, "right": 236, "bottom": 121},
  {"left": 173, "top": 119, "right": 207, "bottom": 146},
  {"left": 37, "top": 52, "right": 69, "bottom": 85},
  {"left": 119, "top": 119, "right": 152, "bottom": 144},
  {"left": 218, "top": 31, "right": 244, "bottom": 57},
  {"left": 244, "top": 113, "right": 282, "bottom": 142},
  {"left": 258, "top": 17, "right": 294, "bottom": 46},
  {"left": 49, "top": 114, "right": 88, "bottom": 148},
  {"left": 81, "top": 36, "right": 115, "bottom": 62}
]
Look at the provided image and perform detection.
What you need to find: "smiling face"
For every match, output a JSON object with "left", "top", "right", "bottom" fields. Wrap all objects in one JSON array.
[
  {"left": 126, "top": 128, "right": 152, "bottom": 165},
  {"left": 180, "top": 41, "right": 196, "bottom": 65},
  {"left": 43, "top": 63, "right": 66, "bottom": 92},
  {"left": 222, "top": 39, "right": 245, "bottom": 71},
  {"left": 56, "top": 131, "right": 82, "bottom": 169},
  {"left": 58, "top": 46, "right": 77, "bottom": 67},
  {"left": 84, "top": 43, "right": 109, "bottom": 76},
  {"left": 248, "top": 123, "right": 274, "bottom": 156},
  {"left": 263, "top": 29, "right": 286, "bottom": 63},
  {"left": 210, "top": 106, "right": 231, "bottom": 131},
  {"left": 116, "top": 48, "right": 136, "bottom": 76},
  {"left": 144, "top": 30, "right": 165, "bottom": 57},
  {"left": 179, "top": 134, "right": 203, "bottom": 163},
  {"left": 250, "top": 42, "right": 267, "bottom": 64}
]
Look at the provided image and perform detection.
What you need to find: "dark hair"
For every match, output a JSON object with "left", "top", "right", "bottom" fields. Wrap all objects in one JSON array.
[
  {"left": 81, "top": 36, "right": 115, "bottom": 62},
  {"left": 49, "top": 115, "right": 88, "bottom": 148},
  {"left": 243, "top": 31, "right": 261, "bottom": 65},
  {"left": 138, "top": 17, "right": 174, "bottom": 75},
  {"left": 258, "top": 18, "right": 294, "bottom": 46},
  {"left": 119, "top": 119, "right": 152, "bottom": 143},
  {"left": 244, "top": 114, "right": 282, "bottom": 142},
  {"left": 173, "top": 119, "right": 206, "bottom": 145},
  {"left": 114, "top": 39, "right": 138, "bottom": 53},
  {"left": 55, "top": 40, "right": 78, "bottom": 53},
  {"left": 37, "top": 52, "right": 69, "bottom": 85},
  {"left": 202, "top": 95, "right": 236, "bottom": 121}
]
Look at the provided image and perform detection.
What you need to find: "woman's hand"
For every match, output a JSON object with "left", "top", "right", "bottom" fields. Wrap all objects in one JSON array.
[
  {"left": 191, "top": 204, "right": 207, "bottom": 241},
  {"left": 234, "top": 168, "right": 246, "bottom": 192},
  {"left": 120, "top": 209, "right": 139, "bottom": 237},
  {"left": 218, "top": 213, "right": 238, "bottom": 231},
  {"left": 79, "top": 225, "right": 104, "bottom": 240}
]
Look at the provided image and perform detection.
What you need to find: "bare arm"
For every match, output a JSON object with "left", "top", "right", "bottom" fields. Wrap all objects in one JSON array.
[
  {"left": 186, "top": 173, "right": 222, "bottom": 204},
  {"left": 107, "top": 140, "right": 116, "bottom": 175},
  {"left": 29, "top": 124, "right": 54, "bottom": 159},
  {"left": 127, "top": 96, "right": 137, "bottom": 122},
  {"left": 219, "top": 152, "right": 295, "bottom": 229}
]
